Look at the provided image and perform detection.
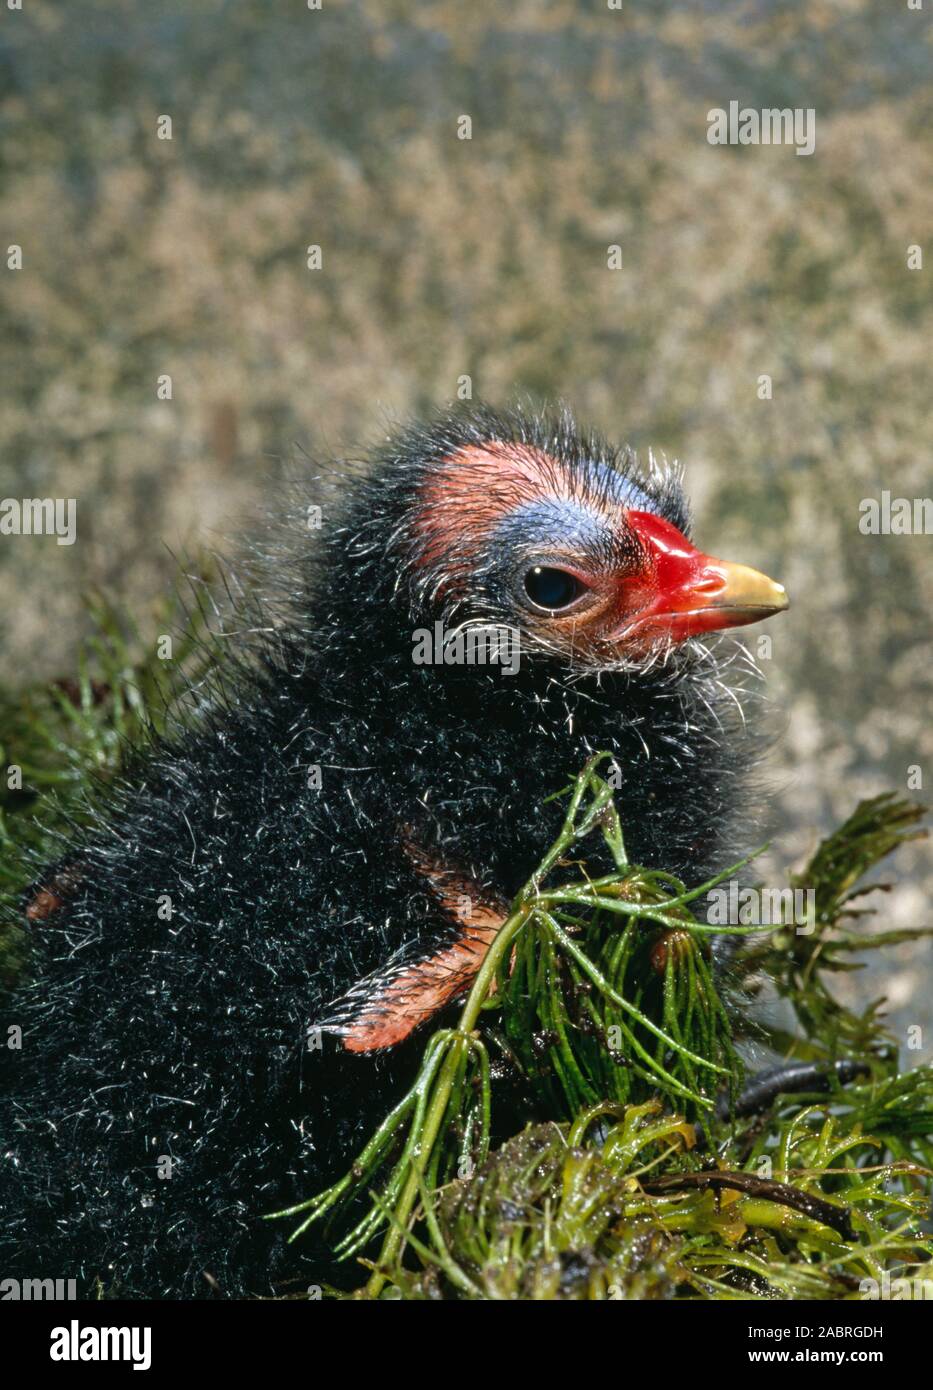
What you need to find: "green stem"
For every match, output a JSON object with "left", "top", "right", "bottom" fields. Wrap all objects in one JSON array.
[{"left": 364, "top": 900, "right": 533, "bottom": 1297}]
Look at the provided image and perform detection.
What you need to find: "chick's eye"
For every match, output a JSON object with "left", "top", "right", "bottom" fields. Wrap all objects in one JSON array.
[{"left": 523, "top": 566, "right": 585, "bottom": 611}]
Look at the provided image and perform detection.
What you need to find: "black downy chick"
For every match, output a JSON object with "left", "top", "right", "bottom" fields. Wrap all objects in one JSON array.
[{"left": 0, "top": 403, "right": 788, "bottom": 1297}]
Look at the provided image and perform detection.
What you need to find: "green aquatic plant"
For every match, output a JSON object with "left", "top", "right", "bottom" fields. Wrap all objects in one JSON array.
[
  {"left": 268, "top": 755, "right": 770, "bottom": 1294},
  {"left": 271, "top": 761, "right": 932, "bottom": 1300}
]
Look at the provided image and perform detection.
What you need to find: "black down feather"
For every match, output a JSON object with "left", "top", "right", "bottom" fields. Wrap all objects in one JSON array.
[{"left": 0, "top": 402, "right": 767, "bottom": 1297}]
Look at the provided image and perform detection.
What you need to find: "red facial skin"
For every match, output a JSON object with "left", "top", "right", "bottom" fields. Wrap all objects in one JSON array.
[{"left": 616, "top": 510, "right": 788, "bottom": 645}]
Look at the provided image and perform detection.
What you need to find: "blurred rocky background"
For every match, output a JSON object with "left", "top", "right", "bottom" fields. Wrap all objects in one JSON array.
[{"left": 1, "top": 0, "right": 930, "bottom": 1038}]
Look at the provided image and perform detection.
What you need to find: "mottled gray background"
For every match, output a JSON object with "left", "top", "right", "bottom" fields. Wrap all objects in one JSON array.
[{"left": 1, "top": 1, "right": 930, "bottom": 1040}]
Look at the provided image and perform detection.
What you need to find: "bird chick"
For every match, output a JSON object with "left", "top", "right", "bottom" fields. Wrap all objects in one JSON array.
[{"left": 0, "top": 402, "right": 787, "bottom": 1298}]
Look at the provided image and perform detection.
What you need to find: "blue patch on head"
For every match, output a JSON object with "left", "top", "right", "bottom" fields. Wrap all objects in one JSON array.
[
  {"left": 492, "top": 497, "right": 609, "bottom": 551},
  {"left": 490, "top": 458, "right": 655, "bottom": 553},
  {"left": 576, "top": 457, "right": 655, "bottom": 513}
]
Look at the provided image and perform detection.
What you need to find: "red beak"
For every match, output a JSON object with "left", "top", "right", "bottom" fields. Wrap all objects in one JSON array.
[{"left": 620, "top": 510, "right": 789, "bottom": 643}]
